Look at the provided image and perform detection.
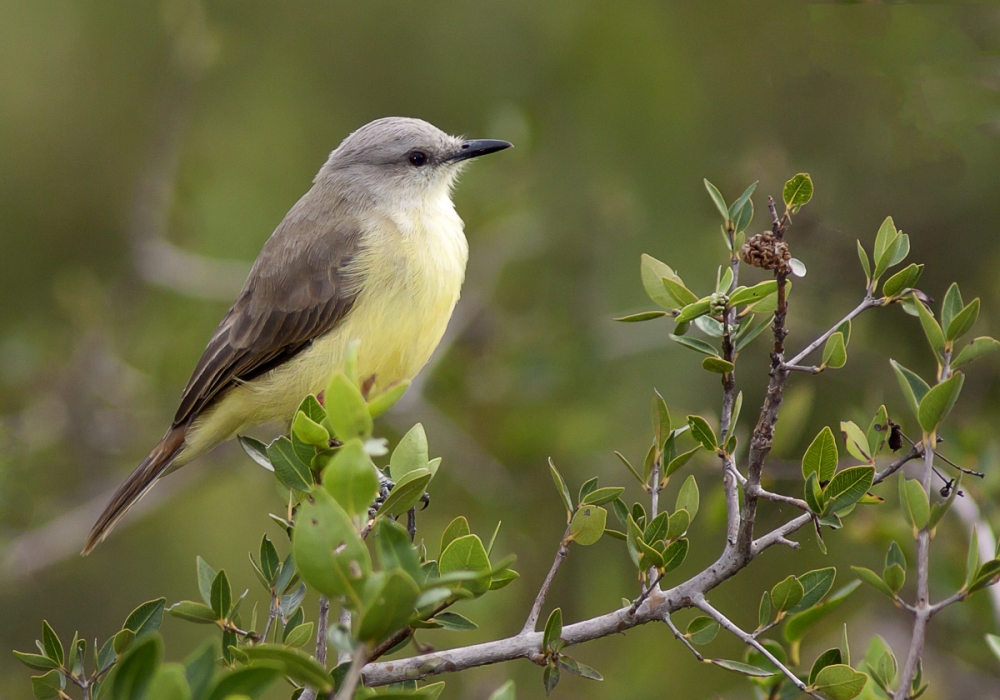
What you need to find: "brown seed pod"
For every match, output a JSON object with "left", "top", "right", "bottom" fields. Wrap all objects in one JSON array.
[{"left": 741, "top": 230, "right": 791, "bottom": 273}]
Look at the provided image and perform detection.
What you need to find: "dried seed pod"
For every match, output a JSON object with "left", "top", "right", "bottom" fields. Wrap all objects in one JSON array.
[{"left": 741, "top": 230, "right": 791, "bottom": 273}]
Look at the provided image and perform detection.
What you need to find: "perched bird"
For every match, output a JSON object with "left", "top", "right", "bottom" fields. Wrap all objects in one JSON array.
[{"left": 84, "top": 117, "right": 511, "bottom": 554}]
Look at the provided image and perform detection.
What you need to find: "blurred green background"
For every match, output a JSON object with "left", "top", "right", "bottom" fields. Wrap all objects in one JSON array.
[{"left": 4, "top": 1, "right": 1000, "bottom": 698}]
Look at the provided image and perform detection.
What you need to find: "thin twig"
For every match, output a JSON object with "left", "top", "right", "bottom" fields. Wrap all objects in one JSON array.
[
  {"left": 338, "top": 609, "right": 352, "bottom": 665},
  {"left": 663, "top": 612, "right": 703, "bottom": 661},
  {"left": 782, "top": 363, "right": 822, "bottom": 374},
  {"left": 521, "top": 527, "right": 572, "bottom": 634},
  {"left": 261, "top": 592, "right": 279, "bottom": 643},
  {"left": 784, "top": 296, "right": 882, "bottom": 368},
  {"left": 694, "top": 595, "right": 819, "bottom": 698},
  {"left": 316, "top": 596, "right": 330, "bottom": 666}
]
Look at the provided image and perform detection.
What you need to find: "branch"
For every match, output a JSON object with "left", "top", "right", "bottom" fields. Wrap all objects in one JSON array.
[
  {"left": 694, "top": 595, "right": 820, "bottom": 698},
  {"left": 521, "top": 528, "right": 572, "bottom": 634},
  {"left": 663, "top": 612, "right": 703, "bottom": 661},
  {"left": 893, "top": 437, "right": 935, "bottom": 699},
  {"left": 784, "top": 296, "right": 883, "bottom": 368},
  {"left": 334, "top": 643, "right": 370, "bottom": 700}
]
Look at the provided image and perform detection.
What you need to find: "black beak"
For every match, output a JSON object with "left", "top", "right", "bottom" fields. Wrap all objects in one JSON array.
[{"left": 449, "top": 139, "right": 513, "bottom": 162}]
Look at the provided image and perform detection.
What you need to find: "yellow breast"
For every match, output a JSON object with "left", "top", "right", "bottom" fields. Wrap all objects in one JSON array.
[{"left": 182, "top": 189, "right": 468, "bottom": 460}]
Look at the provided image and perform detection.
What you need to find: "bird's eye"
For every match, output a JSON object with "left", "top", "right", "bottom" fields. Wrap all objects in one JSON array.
[{"left": 408, "top": 151, "right": 428, "bottom": 167}]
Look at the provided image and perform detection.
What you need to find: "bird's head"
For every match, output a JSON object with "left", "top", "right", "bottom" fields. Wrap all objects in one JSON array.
[{"left": 318, "top": 117, "right": 511, "bottom": 208}]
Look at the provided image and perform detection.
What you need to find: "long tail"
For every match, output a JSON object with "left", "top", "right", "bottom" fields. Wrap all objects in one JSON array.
[{"left": 82, "top": 426, "right": 187, "bottom": 555}]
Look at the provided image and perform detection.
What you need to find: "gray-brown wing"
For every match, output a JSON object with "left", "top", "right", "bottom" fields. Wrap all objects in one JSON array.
[{"left": 172, "top": 210, "right": 365, "bottom": 426}]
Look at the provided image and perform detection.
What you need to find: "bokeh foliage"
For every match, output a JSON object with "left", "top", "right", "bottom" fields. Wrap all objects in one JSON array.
[{"left": 5, "top": 2, "right": 1000, "bottom": 698}]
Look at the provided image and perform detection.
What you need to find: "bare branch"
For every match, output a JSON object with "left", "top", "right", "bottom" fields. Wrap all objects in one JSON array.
[
  {"left": 334, "top": 643, "right": 370, "bottom": 700},
  {"left": 694, "top": 595, "right": 820, "bottom": 698},
  {"left": 521, "top": 528, "right": 572, "bottom": 635},
  {"left": 785, "top": 297, "right": 883, "bottom": 368}
]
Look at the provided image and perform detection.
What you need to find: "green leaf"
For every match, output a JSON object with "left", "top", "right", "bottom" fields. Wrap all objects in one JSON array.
[
  {"left": 375, "top": 518, "right": 422, "bottom": 581},
  {"left": 789, "top": 568, "right": 836, "bottom": 613},
  {"left": 378, "top": 468, "right": 432, "bottom": 517},
  {"left": 729, "top": 181, "right": 758, "bottom": 221},
  {"left": 196, "top": 557, "right": 217, "bottom": 606},
  {"left": 873, "top": 233, "right": 902, "bottom": 282},
  {"left": 890, "top": 359, "right": 930, "bottom": 419},
  {"left": 640, "top": 254, "right": 683, "bottom": 309},
  {"left": 488, "top": 680, "right": 516, "bottom": 700},
  {"left": 946, "top": 299, "right": 980, "bottom": 342},
  {"left": 729, "top": 281, "right": 778, "bottom": 307},
  {"left": 123, "top": 599, "right": 166, "bottom": 641},
  {"left": 660, "top": 538, "right": 689, "bottom": 573},
  {"left": 267, "top": 436, "right": 313, "bottom": 492},
  {"left": 661, "top": 277, "right": 699, "bottom": 307},
  {"left": 643, "top": 511, "right": 670, "bottom": 544},
  {"left": 615, "top": 310, "right": 669, "bottom": 322},
  {"left": 867, "top": 405, "right": 889, "bottom": 458},
  {"left": 439, "top": 534, "right": 492, "bottom": 596},
  {"left": 238, "top": 435, "right": 273, "bottom": 471},
  {"left": 929, "top": 475, "right": 960, "bottom": 528},
  {"left": 914, "top": 296, "right": 945, "bottom": 359},
  {"left": 440, "top": 517, "right": 471, "bottom": 556},
  {"left": 809, "top": 648, "right": 843, "bottom": 686},
  {"left": 852, "top": 565, "right": 896, "bottom": 599},
  {"left": 146, "top": 664, "right": 191, "bottom": 700},
  {"left": 669, "top": 334, "right": 719, "bottom": 357},
  {"left": 687, "top": 416, "right": 718, "bottom": 451},
  {"left": 886, "top": 540, "right": 907, "bottom": 572},
  {"left": 582, "top": 487, "right": 625, "bottom": 506},
  {"left": 367, "top": 380, "right": 410, "bottom": 418},
  {"left": 167, "top": 601, "right": 219, "bottom": 624},
  {"left": 434, "top": 612, "right": 478, "bottom": 631},
  {"left": 857, "top": 241, "right": 871, "bottom": 284},
  {"left": 918, "top": 372, "right": 964, "bottom": 434},
  {"left": 664, "top": 446, "right": 700, "bottom": 479},
  {"left": 323, "top": 439, "right": 379, "bottom": 518},
  {"left": 889, "top": 233, "right": 910, "bottom": 266},
  {"left": 241, "top": 645, "right": 333, "bottom": 692},
  {"left": 390, "top": 423, "right": 430, "bottom": 480},
  {"left": 734, "top": 314, "right": 773, "bottom": 352},
  {"left": 811, "top": 664, "right": 867, "bottom": 700},
  {"left": 569, "top": 505, "right": 607, "bottom": 546},
  {"left": 970, "top": 559, "right": 1000, "bottom": 592},
  {"left": 29, "top": 669, "right": 63, "bottom": 700},
  {"left": 293, "top": 488, "right": 371, "bottom": 605},
  {"left": 704, "top": 179, "right": 730, "bottom": 222},
  {"left": 543, "top": 662, "right": 560, "bottom": 696},
  {"left": 685, "top": 617, "right": 720, "bottom": 645},
  {"left": 899, "top": 476, "right": 930, "bottom": 536},
  {"left": 783, "top": 173, "right": 813, "bottom": 213},
  {"left": 357, "top": 570, "right": 421, "bottom": 644},
  {"left": 732, "top": 197, "right": 754, "bottom": 235},
  {"left": 325, "top": 373, "right": 373, "bottom": 441},
  {"left": 549, "top": 458, "right": 573, "bottom": 520},
  {"left": 771, "top": 576, "right": 805, "bottom": 614},
  {"left": 652, "top": 389, "right": 671, "bottom": 447},
  {"left": 614, "top": 451, "right": 644, "bottom": 485},
  {"left": 986, "top": 634, "right": 1000, "bottom": 664},
  {"left": 675, "top": 475, "right": 700, "bottom": 520},
  {"left": 710, "top": 658, "right": 778, "bottom": 677},
  {"left": 804, "top": 472, "right": 824, "bottom": 514},
  {"left": 675, "top": 298, "right": 712, "bottom": 324},
  {"left": 112, "top": 636, "right": 162, "bottom": 700},
  {"left": 699, "top": 356, "right": 732, "bottom": 374},
  {"left": 666, "top": 509, "right": 690, "bottom": 540},
  {"left": 757, "top": 591, "right": 772, "bottom": 631},
  {"left": 210, "top": 570, "right": 232, "bottom": 621},
  {"left": 822, "top": 332, "right": 847, "bottom": 369},
  {"left": 953, "top": 336, "right": 1000, "bottom": 368},
  {"left": 543, "top": 608, "right": 563, "bottom": 651},
  {"left": 41, "top": 622, "right": 63, "bottom": 666},
  {"left": 784, "top": 581, "right": 861, "bottom": 643},
  {"left": 873, "top": 216, "right": 897, "bottom": 264},
  {"left": 292, "top": 411, "right": 330, "bottom": 447},
  {"left": 205, "top": 667, "right": 281, "bottom": 700},
  {"left": 942, "top": 282, "right": 964, "bottom": 330},
  {"left": 13, "top": 652, "right": 59, "bottom": 672},
  {"left": 283, "top": 621, "right": 313, "bottom": 648},
  {"left": 823, "top": 466, "right": 874, "bottom": 515},
  {"left": 802, "top": 427, "right": 838, "bottom": 483},
  {"left": 259, "top": 536, "right": 280, "bottom": 586},
  {"left": 882, "top": 263, "right": 923, "bottom": 298},
  {"left": 839, "top": 422, "right": 872, "bottom": 465}
]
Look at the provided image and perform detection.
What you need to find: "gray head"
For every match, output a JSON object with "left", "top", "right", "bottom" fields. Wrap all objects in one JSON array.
[{"left": 317, "top": 117, "right": 511, "bottom": 208}]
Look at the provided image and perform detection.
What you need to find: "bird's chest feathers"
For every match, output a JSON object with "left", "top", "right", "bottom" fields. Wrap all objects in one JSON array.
[{"left": 341, "top": 193, "right": 469, "bottom": 386}]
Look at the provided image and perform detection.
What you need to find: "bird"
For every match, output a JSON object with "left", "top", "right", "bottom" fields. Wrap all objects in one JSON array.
[{"left": 83, "top": 117, "right": 511, "bottom": 554}]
